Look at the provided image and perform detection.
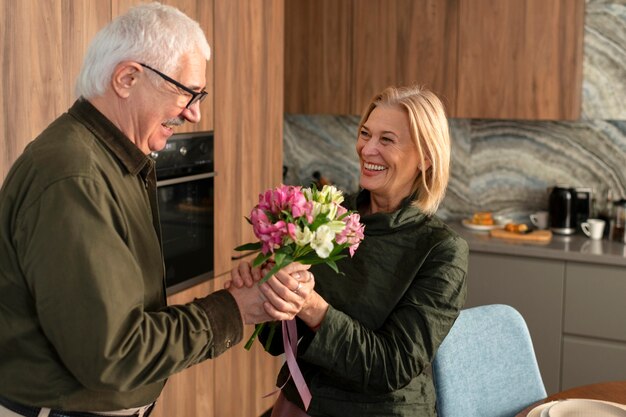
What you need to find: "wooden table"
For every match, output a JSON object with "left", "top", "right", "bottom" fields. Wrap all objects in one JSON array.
[{"left": 515, "top": 381, "right": 626, "bottom": 416}]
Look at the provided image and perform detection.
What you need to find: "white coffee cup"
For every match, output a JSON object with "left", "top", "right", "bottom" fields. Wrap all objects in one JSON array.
[
  {"left": 530, "top": 211, "right": 549, "bottom": 230},
  {"left": 581, "top": 219, "right": 606, "bottom": 240}
]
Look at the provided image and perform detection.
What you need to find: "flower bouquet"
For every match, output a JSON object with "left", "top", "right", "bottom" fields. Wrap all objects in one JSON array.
[{"left": 235, "top": 184, "right": 365, "bottom": 350}]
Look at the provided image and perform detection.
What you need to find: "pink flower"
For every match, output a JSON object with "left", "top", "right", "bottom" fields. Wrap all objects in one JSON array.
[
  {"left": 336, "top": 213, "right": 365, "bottom": 257},
  {"left": 251, "top": 207, "right": 290, "bottom": 254}
]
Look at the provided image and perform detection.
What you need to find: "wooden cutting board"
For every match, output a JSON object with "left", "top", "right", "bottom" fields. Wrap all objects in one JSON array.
[{"left": 490, "top": 229, "right": 553, "bottom": 243}]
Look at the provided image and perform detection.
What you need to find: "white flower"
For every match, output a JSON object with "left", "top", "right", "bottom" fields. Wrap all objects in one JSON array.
[
  {"left": 311, "top": 225, "right": 334, "bottom": 258},
  {"left": 294, "top": 225, "right": 313, "bottom": 246},
  {"left": 311, "top": 201, "right": 323, "bottom": 218},
  {"left": 317, "top": 185, "right": 344, "bottom": 205},
  {"left": 326, "top": 185, "right": 344, "bottom": 205},
  {"left": 326, "top": 220, "right": 346, "bottom": 234},
  {"left": 302, "top": 187, "right": 313, "bottom": 201},
  {"left": 325, "top": 202, "right": 338, "bottom": 220}
]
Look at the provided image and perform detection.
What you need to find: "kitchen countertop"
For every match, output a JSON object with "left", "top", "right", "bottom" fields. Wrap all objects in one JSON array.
[{"left": 449, "top": 221, "right": 626, "bottom": 267}]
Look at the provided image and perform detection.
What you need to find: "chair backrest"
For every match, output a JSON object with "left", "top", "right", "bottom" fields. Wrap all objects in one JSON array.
[{"left": 432, "top": 304, "right": 547, "bottom": 417}]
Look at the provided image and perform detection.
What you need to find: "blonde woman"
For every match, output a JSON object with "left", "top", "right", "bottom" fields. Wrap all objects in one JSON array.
[{"left": 235, "top": 85, "right": 468, "bottom": 417}]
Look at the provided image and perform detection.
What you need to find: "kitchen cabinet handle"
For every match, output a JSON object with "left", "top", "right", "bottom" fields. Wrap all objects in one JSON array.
[{"left": 156, "top": 172, "right": 216, "bottom": 187}]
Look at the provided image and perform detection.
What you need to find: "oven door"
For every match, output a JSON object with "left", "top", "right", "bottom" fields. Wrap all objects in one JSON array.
[{"left": 157, "top": 172, "right": 214, "bottom": 293}]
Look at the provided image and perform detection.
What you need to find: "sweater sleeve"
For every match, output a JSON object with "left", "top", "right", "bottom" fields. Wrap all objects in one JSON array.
[{"left": 300, "top": 235, "right": 468, "bottom": 394}]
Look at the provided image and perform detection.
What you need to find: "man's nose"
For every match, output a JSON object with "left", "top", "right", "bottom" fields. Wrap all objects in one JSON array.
[{"left": 182, "top": 102, "right": 201, "bottom": 124}]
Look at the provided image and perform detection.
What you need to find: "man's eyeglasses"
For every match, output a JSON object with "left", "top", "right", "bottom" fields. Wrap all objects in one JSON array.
[{"left": 140, "top": 63, "right": 207, "bottom": 109}]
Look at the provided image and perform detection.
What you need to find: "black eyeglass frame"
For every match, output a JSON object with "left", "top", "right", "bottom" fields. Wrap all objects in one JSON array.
[{"left": 140, "top": 63, "right": 207, "bottom": 109}]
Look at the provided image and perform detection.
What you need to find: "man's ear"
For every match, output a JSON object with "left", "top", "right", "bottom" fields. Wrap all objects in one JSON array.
[{"left": 111, "top": 61, "right": 141, "bottom": 99}]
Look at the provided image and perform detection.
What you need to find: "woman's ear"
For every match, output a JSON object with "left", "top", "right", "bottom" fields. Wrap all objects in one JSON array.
[
  {"left": 111, "top": 61, "right": 141, "bottom": 99},
  {"left": 419, "top": 159, "right": 432, "bottom": 172}
]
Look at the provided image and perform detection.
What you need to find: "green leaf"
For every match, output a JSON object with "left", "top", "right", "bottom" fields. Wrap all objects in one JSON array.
[
  {"left": 326, "top": 259, "right": 339, "bottom": 274},
  {"left": 252, "top": 252, "right": 272, "bottom": 267},
  {"left": 329, "top": 244, "right": 348, "bottom": 257},
  {"left": 296, "top": 257, "right": 328, "bottom": 265},
  {"left": 234, "top": 242, "right": 262, "bottom": 252},
  {"left": 259, "top": 258, "right": 292, "bottom": 284},
  {"left": 274, "top": 251, "right": 286, "bottom": 266},
  {"left": 327, "top": 254, "right": 347, "bottom": 262},
  {"left": 277, "top": 245, "right": 295, "bottom": 256}
]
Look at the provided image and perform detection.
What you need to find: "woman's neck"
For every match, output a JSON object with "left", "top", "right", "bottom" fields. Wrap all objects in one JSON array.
[{"left": 367, "top": 194, "right": 403, "bottom": 214}]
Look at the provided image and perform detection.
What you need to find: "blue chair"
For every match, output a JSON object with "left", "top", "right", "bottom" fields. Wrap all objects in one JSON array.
[{"left": 432, "top": 304, "right": 547, "bottom": 417}]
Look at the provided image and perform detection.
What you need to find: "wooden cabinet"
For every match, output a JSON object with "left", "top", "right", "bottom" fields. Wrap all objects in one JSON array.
[
  {"left": 0, "top": 0, "right": 110, "bottom": 181},
  {"left": 352, "top": 0, "right": 459, "bottom": 116},
  {"left": 212, "top": 1, "right": 285, "bottom": 415},
  {"left": 284, "top": 0, "right": 585, "bottom": 120},
  {"left": 465, "top": 252, "right": 565, "bottom": 395},
  {"left": 456, "top": 0, "right": 585, "bottom": 119},
  {"left": 284, "top": 0, "right": 352, "bottom": 114}
]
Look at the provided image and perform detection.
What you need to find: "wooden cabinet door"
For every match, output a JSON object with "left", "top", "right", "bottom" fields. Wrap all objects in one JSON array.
[
  {"left": 213, "top": 0, "right": 285, "bottom": 416},
  {"left": 0, "top": 0, "right": 110, "bottom": 182},
  {"left": 151, "top": 280, "right": 217, "bottom": 417},
  {"left": 284, "top": 0, "right": 584, "bottom": 120},
  {"left": 284, "top": 0, "right": 353, "bottom": 114},
  {"left": 352, "top": 0, "right": 459, "bottom": 116},
  {"left": 456, "top": 0, "right": 585, "bottom": 120}
]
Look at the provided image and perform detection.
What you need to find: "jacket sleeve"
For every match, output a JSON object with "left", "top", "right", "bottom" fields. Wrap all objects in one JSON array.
[
  {"left": 15, "top": 176, "right": 242, "bottom": 392},
  {"left": 300, "top": 235, "right": 468, "bottom": 394}
]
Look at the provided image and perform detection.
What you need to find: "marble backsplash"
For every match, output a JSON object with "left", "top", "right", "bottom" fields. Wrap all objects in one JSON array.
[
  {"left": 283, "top": 116, "right": 626, "bottom": 220},
  {"left": 283, "top": 0, "right": 626, "bottom": 221}
]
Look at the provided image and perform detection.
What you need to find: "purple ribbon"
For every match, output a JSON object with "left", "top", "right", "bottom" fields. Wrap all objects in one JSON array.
[{"left": 282, "top": 319, "right": 312, "bottom": 410}]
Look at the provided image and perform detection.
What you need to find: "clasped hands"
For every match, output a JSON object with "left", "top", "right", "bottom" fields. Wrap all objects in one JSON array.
[{"left": 225, "top": 261, "right": 315, "bottom": 325}]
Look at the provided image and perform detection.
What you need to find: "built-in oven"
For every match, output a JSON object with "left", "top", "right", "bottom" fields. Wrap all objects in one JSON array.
[{"left": 153, "top": 131, "right": 214, "bottom": 294}]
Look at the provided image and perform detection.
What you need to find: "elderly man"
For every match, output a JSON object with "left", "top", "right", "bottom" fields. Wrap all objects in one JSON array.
[{"left": 0, "top": 3, "right": 312, "bottom": 417}]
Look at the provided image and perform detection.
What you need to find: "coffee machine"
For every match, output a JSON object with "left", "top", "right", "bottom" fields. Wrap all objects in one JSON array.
[{"left": 548, "top": 186, "right": 592, "bottom": 235}]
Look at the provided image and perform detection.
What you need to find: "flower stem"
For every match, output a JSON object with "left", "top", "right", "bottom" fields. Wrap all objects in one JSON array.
[{"left": 244, "top": 323, "right": 265, "bottom": 350}]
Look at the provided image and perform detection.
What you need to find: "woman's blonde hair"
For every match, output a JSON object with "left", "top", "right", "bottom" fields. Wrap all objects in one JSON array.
[{"left": 358, "top": 85, "right": 450, "bottom": 215}]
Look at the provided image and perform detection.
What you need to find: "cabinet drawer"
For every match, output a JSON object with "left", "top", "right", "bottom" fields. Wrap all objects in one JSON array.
[
  {"left": 466, "top": 253, "right": 565, "bottom": 394},
  {"left": 561, "top": 336, "right": 626, "bottom": 390},
  {"left": 564, "top": 263, "right": 626, "bottom": 342}
]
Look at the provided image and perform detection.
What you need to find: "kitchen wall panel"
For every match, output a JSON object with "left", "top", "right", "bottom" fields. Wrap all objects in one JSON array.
[
  {"left": 0, "top": 0, "right": 110, "bottom": 182},
  {"left": 582, "top": 0, "right": 626, "bottom": 119},
  {"left": 283, "top": 115, "right": 626, "bottom": 220},
  {"left": 213, "top": 0, "right": 284, "bottom": 416}
]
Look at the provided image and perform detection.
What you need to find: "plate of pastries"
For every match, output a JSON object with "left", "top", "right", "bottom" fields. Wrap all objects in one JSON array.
[{"left": 462, "top": 212, "right": 512, "bottom": 231}]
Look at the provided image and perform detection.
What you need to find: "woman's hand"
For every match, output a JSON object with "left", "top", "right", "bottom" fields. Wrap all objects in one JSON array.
[
  {"left": 297, "top": 287, "right": 330, "bottom": 331},
  {"left": 225, "top": 260, "right": 316, "bottom": 321},
  {"left": 259, "top": 262, "right": 314, "bottom": 321}
]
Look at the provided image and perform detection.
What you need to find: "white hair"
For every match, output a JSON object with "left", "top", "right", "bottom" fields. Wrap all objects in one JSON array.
[{"left": 75, "top": 2, "right": 211, "bottom": 99}]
